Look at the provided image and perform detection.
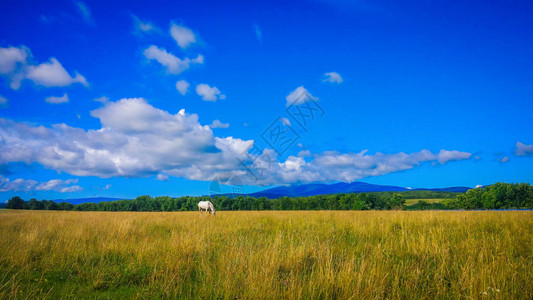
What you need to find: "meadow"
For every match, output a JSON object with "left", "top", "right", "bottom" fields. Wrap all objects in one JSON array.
[{"left": 0, "top": 210, "right": 532, "bottom": 299}]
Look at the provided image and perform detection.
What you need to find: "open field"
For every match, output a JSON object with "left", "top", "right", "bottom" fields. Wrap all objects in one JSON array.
[{"left": 0, "top": 210, "right": 532, "bottom": 299}]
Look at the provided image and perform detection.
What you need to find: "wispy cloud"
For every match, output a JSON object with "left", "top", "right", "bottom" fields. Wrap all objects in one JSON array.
[
  {"left": 0, "top": 176, "right": 82, "bottom": 192},
  {"left": 144, "top": 45, "right": 203, "bottom": 74},
  {"left": 131, "top": 14, "right": 159, "bottom": 35},
  {"left": 75, "top": 1, "right": 95, "bottom": 26},
  {"left": 94, "top": 96, "right": 109, "bottom": 103},
  {"left": 45, "top": 93, "right": 69, "bottom": 104},
  {"left": 210, "top": 120, "right": 230, "bottom": 129},
  {"left": 323, "top": 72, "right": 343, "bottom": 84},
  {"left": 0, "top": 95, "right": 7, "bottom": 108}
]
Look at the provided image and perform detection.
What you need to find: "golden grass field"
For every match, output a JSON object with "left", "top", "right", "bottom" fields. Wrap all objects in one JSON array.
[
  {"left": 0, "top": 210, "right": 532, "bottom": 299},
  {"left": 403, "top": 199, "right": 447, "bottom": 206}
]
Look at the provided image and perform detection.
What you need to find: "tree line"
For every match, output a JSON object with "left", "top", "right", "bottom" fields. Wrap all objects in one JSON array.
[{"left": 5, "top": 182, "right": 533, "bottom": 211}]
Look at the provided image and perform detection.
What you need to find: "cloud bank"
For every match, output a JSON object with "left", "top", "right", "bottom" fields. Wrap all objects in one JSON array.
[
  {"left": 0, "top": 98, "right": 472, "bottom": 186},
  {"left": 0, "top": 176, "right": 82, "bottom": 193}
]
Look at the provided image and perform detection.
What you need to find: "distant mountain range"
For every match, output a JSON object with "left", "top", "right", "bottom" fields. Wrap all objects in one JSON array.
[
  {"left": 244, "top": 182, "right": 471, "bottom": 198},
  {"left": 31, "top": 182, "right": 473, "bottom": 205}
]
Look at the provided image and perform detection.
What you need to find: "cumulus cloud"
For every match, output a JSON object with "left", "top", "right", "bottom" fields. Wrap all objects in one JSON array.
[
  {"left": 0, "top": 46, "right": 88, "bottom": 89},
  {"left": 144, "top": 45, "right": 203, "bottom": 74},
  {"left": 210, "top": 120, "right": 229, "bottom": 129},
  {"left": 176, "top": 80, "right": 190, "bottom": 95},
  {"left": 0, "top": 98, "right": 473, "bottom": 186},
  {"left": 286, "top": 86, "right": 318, "bottom": 106},
  {"left": 515, "top": 141, "right": 533, "bottom": 156},
  {"left": 323, "top": 72, "right": 343, "bottom": 84},
  {"left": 0, "top": 95, "right": 7, "bottom": 107},
  {"left": 0, "top": 176, "right": 82, "bottom": 192},
  {"left": 170, "top": 23, "right": 197, "bottom": 49},
  {"left": 26, "top": 58, "right": 88, "bottom": 87},
  {"left": 0, "top": 98, "right": 252, "bottom": 179},
  {"left": 75, "top": 1, "right": 95, "bottom": 26},
  {"left": 45, "top": 93, "right": 69, "bottom": 104},
  {"left": 196, "top": 84, "right": 225, "bottom": 101}
]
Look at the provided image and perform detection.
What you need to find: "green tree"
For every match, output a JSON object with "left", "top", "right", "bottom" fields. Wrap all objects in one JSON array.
[{"left": 6, "top": 196, "right": 25, "bottom": 209}]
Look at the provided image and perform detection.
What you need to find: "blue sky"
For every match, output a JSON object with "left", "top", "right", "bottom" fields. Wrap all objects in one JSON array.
[{"left": 1, "top": 0, "right": 532, "bottom": 200}]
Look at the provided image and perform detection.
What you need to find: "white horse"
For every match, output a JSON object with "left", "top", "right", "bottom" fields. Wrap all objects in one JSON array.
[{"left": 198, "top": 201, "right": 216, "bottom": 215}]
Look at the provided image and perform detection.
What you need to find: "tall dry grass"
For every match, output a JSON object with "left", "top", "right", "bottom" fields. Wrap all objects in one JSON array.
[{"left": 0, "top": 210, "right": 531, "bottom": 299}]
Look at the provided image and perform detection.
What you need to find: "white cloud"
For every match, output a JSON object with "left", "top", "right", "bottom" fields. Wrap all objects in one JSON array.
[
  {"left": 286, "top": 86, "right": 318, "bottom": 106},
  {"left": 143, "top": 45, "right": 203, "bottom": 74},
  {"left": 499, "top": 156, "right": 509, "bottom": 163},
  {"left": 131, "top": 14, "right": 158, "bottom": 34},
  {"left": 94, "top": 96, "right": 109, "bottom": 103},
  {"left": 0, "top": 46, "right": 89, "bottom": 89},
  {"left": 0, "top": 46, "right": 30, "bottom": 89},
  {"left": 210, "top": 120, "right": 229, "bottom": 129},
  {"left": 0, "top": 176, "right": 82, "bottom": 192},
  {"left": 75, "top": 1, "right": 95, "bottom": 26},
  {"left": 0, "top": 95, "right": 7, "bottom": 107},
  {"left": 0, "top": 98, "right": 253, "bottom": 180},
  {"left": 176, "top": 80, "right": 190, "bottom": 95},
  {"left": 196, "top": 83, "right": 224, "bottom": 101},
  {"left": 515, "top": 141, "right": 533, "bottom": 156},
  {"left": 0, "top": 177, "right": 37, "bottom": 192},
  {"left": 0, "top": 46, "right": 28, "bottom": 74},
  {"left": 156, "top": 173, "right": 169, "bottom": 181},
  {"left": 45, "top": 93, "right": 69, "bottom": 104},
  {"left": 437, "top": 149, "right": 472, "bottom": 164},
  {"left": 475, "top": 184, "right": 483, "bottom": 188},
  {"left": 170, "top": 23, "right": 197, "bottom": 49},
  {"left": 244, "top": 148, "right": 472, "bottom": 185},
  {"left": 323, "top": 72, "right": 343, "bottom": 84},
  {"left": 27, "top": 58, "right": 88, "bottom": 87}
]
